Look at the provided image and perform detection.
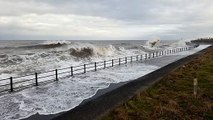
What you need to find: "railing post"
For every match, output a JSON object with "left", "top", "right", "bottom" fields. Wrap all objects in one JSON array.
[
  {"left": 84, "top": 64, "right": 86, "bottom": 73},
  {"left": 145, "top": 54, "right": 147, "bottom": 60},
  {"left": 35, "top": 72, "right": 38, "bottom": 86},
  {"left": 131, "top": 56, "right": 133, "bottom": 62},
  {"left": 71, "top": 66, "right": 73, "bottom": 76},
  {"left": 136, "top": 55, "right": 138, "bottom": 61},
  {"left": 95, "top": 62, "right": 97, "bottom": 71},
  {"left": 141, "top": 55, "right": 143, "bottom": 60},
  {"left": 55, "top": 69, "right": 58, "bottom": 81},
  {"left": 119, "top": 58, "right": 121, "bottom": 65},
  {"left": 104, "top": 61, "right": 106, "bottom": 69},
  {"left": 112, "top": 59, "right": 114, "bottom": 67},
  {"left": 125, "top": 57, "right": 127, "bottom": 64},
  {"left": 153, "top": 53, "right": 154, "bottom": 58},
  {"left": 10, "top": 77, "right": 13, "bottom": 92}
]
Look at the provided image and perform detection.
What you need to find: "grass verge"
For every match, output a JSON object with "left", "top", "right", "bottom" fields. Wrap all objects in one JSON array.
[{"left": 101, "top": 47, "right": 213, "bottom": 120}]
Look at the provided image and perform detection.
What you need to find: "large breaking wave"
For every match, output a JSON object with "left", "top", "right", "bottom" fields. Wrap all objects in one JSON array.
[
  {"left": 0, "top": 40, "right": 190, "bottom": 79},
  {"left": 0, "top": 39, "right": 203, "bottom": 120}
]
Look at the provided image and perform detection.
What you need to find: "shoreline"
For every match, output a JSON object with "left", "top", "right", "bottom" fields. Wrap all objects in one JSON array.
[
  {"left": 101, "top": 45, "right": 213, "bottom": 120},
  {"left": 23, "top": 46, "right": 211, "bottom": 120},
  {"left": 22, "top": 80, "right": 130, "bottom": 120},
  {"left": 50, "top": 46, "right": 212, "bottom": 120}
]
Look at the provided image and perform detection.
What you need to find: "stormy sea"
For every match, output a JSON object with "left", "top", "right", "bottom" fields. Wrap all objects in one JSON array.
[
  {"left": 0, "top": 40, "right": 208, "bottom": 120},
  {"left": 0, "top": 40, "right": 184, "bottom": 78}
]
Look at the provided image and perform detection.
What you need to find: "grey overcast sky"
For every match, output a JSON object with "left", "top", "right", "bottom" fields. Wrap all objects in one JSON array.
[{"left": 0, "top": 0, "right": 212, "bottom": 40}]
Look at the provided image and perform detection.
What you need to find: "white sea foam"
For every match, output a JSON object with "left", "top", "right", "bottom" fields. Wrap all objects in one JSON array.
[
  {"left": 0, "top": 41, "right": 147, "bottom": 79},
  {"left": 0, "top": 39, "right": 207, "bottom": 119},
  {"left": 0, "top": 45, "right": 209, "bottom": 120}
]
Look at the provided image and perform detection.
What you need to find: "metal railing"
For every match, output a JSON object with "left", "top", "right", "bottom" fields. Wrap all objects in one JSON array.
[{"left": 0, "top": 46, "right": 196, "bottom": 93}]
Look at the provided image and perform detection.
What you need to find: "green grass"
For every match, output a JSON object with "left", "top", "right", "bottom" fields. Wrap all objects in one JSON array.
[{"left": 101, "top": 48, "right": 213, "bottom": 120}]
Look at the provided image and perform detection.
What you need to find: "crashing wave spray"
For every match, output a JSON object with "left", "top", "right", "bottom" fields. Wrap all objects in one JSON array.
[
  {"left": 0, "top": 40, "right": 192, "bottom": 79},
  {"left": 146, "top": 39, "right": 161, "bottom": 47},
  {"left": 139, "top": 39, "right": 161, "bottom": 51}
]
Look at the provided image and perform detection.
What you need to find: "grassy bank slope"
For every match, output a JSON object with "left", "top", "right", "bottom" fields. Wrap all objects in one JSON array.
[{"left": 101, "top": 47, "right": 213, "bottom": 120}]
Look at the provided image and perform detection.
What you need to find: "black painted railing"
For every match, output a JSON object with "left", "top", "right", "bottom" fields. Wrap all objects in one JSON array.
[{"left": 0, "top": 46, "right": 196, "bottom": 93}]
